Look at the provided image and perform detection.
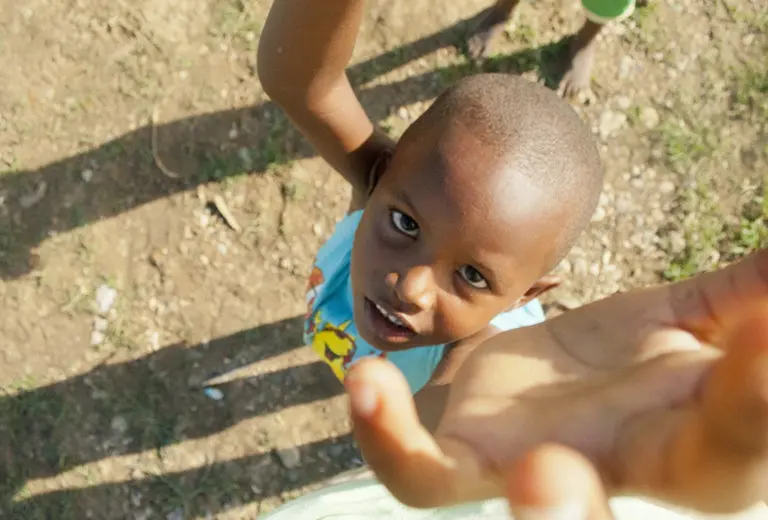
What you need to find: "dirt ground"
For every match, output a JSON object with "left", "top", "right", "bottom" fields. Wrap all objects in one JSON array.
[{"left": 0, "top": 0, "right": 765, "bottom": 518}]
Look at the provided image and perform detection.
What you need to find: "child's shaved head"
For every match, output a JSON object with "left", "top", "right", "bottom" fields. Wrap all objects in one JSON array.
[
  {"left": 352, "top": 74, "right": 603, "bottom": 351},
  {"left": 400, "top": 73, "right": 603, "bottom": 269}
]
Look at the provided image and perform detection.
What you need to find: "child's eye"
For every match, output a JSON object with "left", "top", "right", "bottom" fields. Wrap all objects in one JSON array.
[
  {"left": 390, "top": 210, "right": 419, "bottom": 238},
  {"left": 457, "top": 265, "right": 488, "bottom": 289}
]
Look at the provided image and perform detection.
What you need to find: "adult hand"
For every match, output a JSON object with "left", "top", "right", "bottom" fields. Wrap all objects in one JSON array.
[{"left": 345, "top": 250, "right": 768, "bottom": 514}]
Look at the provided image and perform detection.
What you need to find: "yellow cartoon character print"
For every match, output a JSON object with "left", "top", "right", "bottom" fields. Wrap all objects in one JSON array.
[{"left": 311, "top": 318, "right": 357, "bottom": 381}]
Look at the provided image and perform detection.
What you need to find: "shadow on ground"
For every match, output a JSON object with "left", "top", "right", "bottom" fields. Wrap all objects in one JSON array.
[
  {"left": 0, "top": 315, "right": 362, "bottom": 518},
  {"left": 0, "top": 11, "right": 569, "bottom": 280}
]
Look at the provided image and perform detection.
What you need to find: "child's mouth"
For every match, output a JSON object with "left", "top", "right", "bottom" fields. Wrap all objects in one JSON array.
[{"left": 363, "top": 297, "right": 416, "bottom": 344}]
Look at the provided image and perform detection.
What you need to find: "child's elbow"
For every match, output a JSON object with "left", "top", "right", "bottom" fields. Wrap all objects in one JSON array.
[{"left": 256, "top": 43, "right": 284, "bottom": 101}]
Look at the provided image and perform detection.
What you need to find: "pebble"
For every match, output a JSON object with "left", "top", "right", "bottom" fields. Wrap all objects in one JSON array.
[
  {"left": 397, "top": 106, "right": 409, "bottom": 120},
  {"left": 279, "top": 257, "right": 291, "bottom": 270},
  {"left": 329, "top": 444, "right": 345, "bottom": 458},
  {"left": 618, "top": 55, "right": 634, "bottom": 79},
  {"left": 659, "top": 180, "right": 676, "bottom": 194},
  {"left": 555, "top": 294, "right": 582, "bottom": 310},
  {"left": 81, "top": 168, "right": 94, "bottom": 182},
  {"left": 238, "top": 147, "right": 253, "bottom": 170},
  {"left": 93, "top": 317, "right": 108, "bottom": 332},
  {"left": 312, "top": 223, "right": 323, "bottom": 236},
  {"left": 228, "top": 127, "right": 239, "bottom": 140},
  {"left": 111, "top": 415, "right": 128, "bottom": 434},
  {"left": 203, "top": 388, "right": 224, "bottom": 401},
  {"left": 95, "top": 284, "right": 118, "bottom": 314},
  {"left": 276, "top": 446, "right": 301, "bottom": 469},
  {"left": 598, "top": 110, "right": 627, "bottom": 140},
  {"left": 167, "top": 508, "right": 184, "bottom": 520},
  {"left": 667, "top": 230, "right": 686, "bottom": 254},
  {"left": 615, "top": 96, "right": 631, "bottom": 110},
  {"left": 640, "top": 107, "right": 660, "bottom": 129},
  {"left": 90, "top": 330, "right": 105, "bottom": 346},
  {"left": 572, "top": 257, "right": 588, "bottom": 278},
  {"left": 591, "top": 205, "right": 606, "bottom": 222}
]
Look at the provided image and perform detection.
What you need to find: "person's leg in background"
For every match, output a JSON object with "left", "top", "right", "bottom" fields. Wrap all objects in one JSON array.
[{"left": 558, "top": 0, "right": 638, "bottom": 98}]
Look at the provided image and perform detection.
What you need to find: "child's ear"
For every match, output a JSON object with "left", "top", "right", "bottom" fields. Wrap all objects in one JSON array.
[
  {"left": 366, "top": 149, "right": 393, "bottom": 196},
  {"left": 518, "top": 274, "right": 561, "bottom": 305}
]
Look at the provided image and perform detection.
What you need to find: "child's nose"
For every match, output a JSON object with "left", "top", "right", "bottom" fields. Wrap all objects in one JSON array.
[{"left": 388, "top": 266, "right": 436, "bottom": 311}]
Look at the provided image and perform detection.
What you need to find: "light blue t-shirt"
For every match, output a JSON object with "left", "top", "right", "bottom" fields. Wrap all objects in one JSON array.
[{"left": 304, "top": 211, "right": 545, "bottom": 394}]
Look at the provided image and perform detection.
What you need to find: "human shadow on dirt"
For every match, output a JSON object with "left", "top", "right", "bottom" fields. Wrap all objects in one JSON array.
[
  {"left": 0, "top": 10, "right": 569, "bottom": 279},
  {"left": 0, "top": 314, "right": 362, "bottom": 518}
]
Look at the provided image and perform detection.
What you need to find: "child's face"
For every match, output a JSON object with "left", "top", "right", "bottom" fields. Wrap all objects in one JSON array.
[{"left": 350, "top": 117, "right": 563, "bottom": 351}]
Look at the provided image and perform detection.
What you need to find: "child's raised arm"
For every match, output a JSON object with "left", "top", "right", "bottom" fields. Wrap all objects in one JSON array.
[{"left": 258, "top": 0, "right": 394, "bottom": 201}]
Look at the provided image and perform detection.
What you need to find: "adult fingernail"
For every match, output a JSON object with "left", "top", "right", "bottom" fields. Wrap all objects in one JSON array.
[
  {"left": 513, "top": 502, "right": 586, "bottom": 520},
  {"left": 347, "top": 376, "right": 378, "bottom": 418}
]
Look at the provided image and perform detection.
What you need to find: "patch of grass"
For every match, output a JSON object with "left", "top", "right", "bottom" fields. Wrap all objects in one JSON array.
[
  {"left": 198, "top": 151, "right": 246, "bottom": 184},
  {"left": 731, "top": 66, "right": 768, "bottom": 118},
  {"left": 254, "top": 113, "right": 295, "bottom": 173},
  {"left": 147, "top": 464, "right": 244, "bottom": 516},
  {"left": 728, "top": 185, "right": 768, "bottom": 257},
  {"left": 632, "top": 1, "right": 658, "bottom": 31},
  {"left": 110, "top": 371, "right": 178, "bottom": 452},
  {"left": 0, "top": 378, "right": 73, "bottom": 517},
  {"left": 657, "top": 115, "right": 716, "bottom": 173},
  {"left": 664, "top": 183, "right": 767, "bottom": 281},
  {"left": 211, "top": 0, "right": 263, "bottom": 51}
]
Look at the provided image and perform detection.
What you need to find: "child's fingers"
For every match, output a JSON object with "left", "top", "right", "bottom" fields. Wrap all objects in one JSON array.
[
  {"left": 619, "top": 303, "right": 768, "bottom": 512},
  {"left": 508, "top": 444, "right": 615, "bottom": 520},
  {"left": 345, "top": 358, "right": 502, "bottom": 508}
]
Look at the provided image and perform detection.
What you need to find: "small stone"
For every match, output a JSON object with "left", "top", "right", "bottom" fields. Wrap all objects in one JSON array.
[
  {"left": 167, "top": 508, "right": 184, "bottom": 520},
  {"left": 591, "top": 205, "right": 606, "bottom": 222},
  {"left": 615, "top": 96, "right": 631, "bottom": 110},
  {"left": 618, "top": 55, "right": 634, "bottom": 79},
  {"left": 640, "top": 107, "right": 660, "bottom": 129},
  {"left": 90, "top": 330, "right": 105, "bottom": 346},
  {"left": 555, "top": 294, "right": 582, "bottom": 310},
  {"left": 217, "top": 243, "right": 228, "bottom": 256},
  {"left": 81, "top": 169, "right": 94, "bottom": 182},
  {"left": 200, "top": 255, "right": 210, "bottom": 266},
  {"left": 279, "top": 257, "right": 291, "bottom": 270},
  {"left": 95, "top": 284, "right": 118, "bottom": 314},
  {"left": 203, "top": 388, "right": 224, "bottom": 401},
  {"left": 93, "top": 317, "right": 108, "bottom": 332},
  {"left": 572, "top": 257, "right": 588, "bottom": 278},
  {"left": 667, "top": 230, "right": 686, "bottom": 255},
  {"left": 238, "top": 147, "right": 253, "bottom": 170},
  {"left": 276, "top": 446, "right": 301, "bottom": 469},
  {"left": 312, "top": 223, "right": 323, "bottom": 236},
  {"left": 147, "top": 331, "right": 160, "bottom": 351},
  {"left": 111, "top": 415, "right": 128, "bottom": 434},
  {"left": 659, "top": 180, "right": 676, "bottom": 194},
  {"left": 228, "top": 127, "right": 239, "bottom": 140},
  {"left": 589, "top": 263, "right": 601, "bottom": 276},
  {"left": 598, "top": 110, "right": 627, "bottom": 140},
  {"left": 742, "top": 34, "right": 755, "bottom": 46},
  {"left": 329, "top": 444, "right": 345, "bottom": 458},
  {"left": 397, "top": 106, "right": 409, "bottom": 120}
]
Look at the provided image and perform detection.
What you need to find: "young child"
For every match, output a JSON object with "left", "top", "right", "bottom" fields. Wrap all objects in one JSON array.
[
  {"left": 302, "top": 73, "right": 603, "bottom": 407},
  {"left": 468, "top": 0, "right": 643, "bottom": 97}
]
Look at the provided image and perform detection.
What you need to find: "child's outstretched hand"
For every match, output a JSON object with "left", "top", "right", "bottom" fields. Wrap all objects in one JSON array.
[{"left": 345, "top": 250, "right": 768, "bottom": 515}]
